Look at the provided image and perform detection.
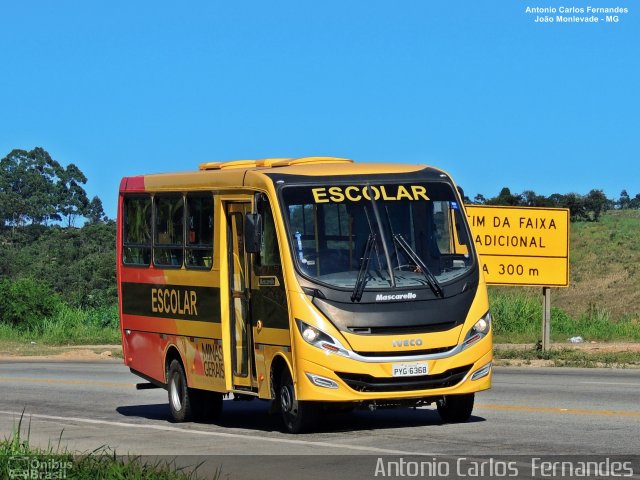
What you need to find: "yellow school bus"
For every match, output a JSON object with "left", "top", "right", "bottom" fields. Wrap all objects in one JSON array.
[{"left": 117, "top": 157, "right": 492, "bottom": 433}]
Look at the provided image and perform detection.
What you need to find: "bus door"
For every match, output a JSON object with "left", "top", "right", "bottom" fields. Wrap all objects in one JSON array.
[{"left": 225, "top": 202, "right": 256, "bottom": 390}]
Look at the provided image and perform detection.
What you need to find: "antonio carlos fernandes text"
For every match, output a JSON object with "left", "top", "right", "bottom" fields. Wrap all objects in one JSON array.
[{"left": 373, "top": 457, "right": 634, "bottom": 477}]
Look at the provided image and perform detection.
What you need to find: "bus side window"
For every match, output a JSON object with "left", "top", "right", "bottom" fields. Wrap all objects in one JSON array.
[
  {"left": 186, "top": 193, "right": 214, "bottom": 269},
  {"left": 259, "top": 200, "right": 280, "bottom": 267},
  {"left": 154, "top": 195, "right": 184, "bottom": 268},
  {"left": 123, "top": 195, "right": 152, "bottom": 266}
]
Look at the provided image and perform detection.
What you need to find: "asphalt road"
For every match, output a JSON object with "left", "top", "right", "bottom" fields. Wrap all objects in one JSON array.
[{"left": 1, "top": 361, "right": 639, "bottom": 479}]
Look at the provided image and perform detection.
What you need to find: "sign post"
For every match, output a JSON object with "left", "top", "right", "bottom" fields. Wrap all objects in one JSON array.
[
  {"left": 464, "top": 206, "right": 570, "bottom": 351},
  {"left": 542, "top": 287, "right": 551, "bottom": 351}
]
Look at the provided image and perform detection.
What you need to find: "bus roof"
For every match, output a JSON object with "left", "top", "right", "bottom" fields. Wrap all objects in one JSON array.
[{"left": 119, "top": 157, "right": 445, "bottom": 193}]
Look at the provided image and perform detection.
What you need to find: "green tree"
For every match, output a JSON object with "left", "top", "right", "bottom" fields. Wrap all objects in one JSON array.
[
  {"left": 521, "top": 190, "right": 551, "bottom": 207},
  {"left": 57, "top": 163, "right": 90, "bottom": 227},
  {"left": 563, "top": 193, "right": 587, "bottom": 221},
  {"left": 0, "top": 147, "right": 96, "bottom": 227},
  {"left": 0, "top": 277, "right": 61, "bottom": 329},
  {"left": 468, "top": 189, "right": 614, "bottom": 222},
  {"left": 5, "top": 222, "right": 117, "bottom": 307},
  {"left": 86, "top": 196, "right": 108, "bottom": 224},
  {"left": 618, "top": 190, "right": 631, "bottom": 209},
  {"left": 0, "top": 147, "right": 115, "bottom": 309},
  {"left": 0, "top": 148, "right": 62, "bottom": 227},
  {"left": 583, "top": 189, "right": 608, "bottom": 221},
  {"left": 547, "top": 193, "right": 566, "bottom": 207},
  {"left": 486, "top": 187, "right": 521, "bottom": 206},
  {"left": 473, "top": 193, "right": 486, "bottom": 205}
]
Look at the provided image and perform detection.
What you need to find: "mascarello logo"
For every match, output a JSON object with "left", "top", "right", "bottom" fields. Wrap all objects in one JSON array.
[{"left": 375, "top": 292, "right": 417, "bottom": 302}]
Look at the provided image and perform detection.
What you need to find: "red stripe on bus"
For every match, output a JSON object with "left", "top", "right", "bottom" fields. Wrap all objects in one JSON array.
[{"left": 120, "top": 176, "right": 146, "bottom": 192}]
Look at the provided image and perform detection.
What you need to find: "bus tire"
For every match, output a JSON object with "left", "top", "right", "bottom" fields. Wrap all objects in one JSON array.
[
  {"left": 167, "top": 359, "right": 195, "bottom": 422},
  {"left": 436, "top": 393, "right": 474, "bottom": 423},
  {"left": 279, "top": 368, "right": 318, "bottom": 434}
]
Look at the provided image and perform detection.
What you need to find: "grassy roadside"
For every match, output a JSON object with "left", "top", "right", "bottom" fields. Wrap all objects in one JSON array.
[
  {"left": 0, "top": 305, "right": 120, "bottom": 355},
  {"left": 494, "top": 346, "right": 640, "bottom": 368},
  {"left": 0, "top": 415, "right": 214, "bottom": 479},
  {"left": 0, "top": 304, "right": 122, "bottom": 360},
  {"left": 489, "top": 288, "right": 640, "bottom": 344},
  {"left": 0, "top": 304, "right": 120, "bottom": 346}
]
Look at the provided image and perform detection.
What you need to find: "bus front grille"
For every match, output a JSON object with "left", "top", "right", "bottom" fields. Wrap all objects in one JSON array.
[
  {"left": 352, "top": 346, "right": 456, "bottom": 358},
  {"left": 335, "top": 365, "right": 472, "bottom": 393}
]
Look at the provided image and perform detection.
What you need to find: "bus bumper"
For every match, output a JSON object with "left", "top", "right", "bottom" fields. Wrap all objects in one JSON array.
[{"left": 295, "top": 338, "right": 492, "bottom": 402}]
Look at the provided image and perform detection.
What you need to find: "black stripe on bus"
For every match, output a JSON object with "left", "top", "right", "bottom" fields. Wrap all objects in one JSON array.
[{"left": 121, "top": 282, "right": 221, "bottom": 323}]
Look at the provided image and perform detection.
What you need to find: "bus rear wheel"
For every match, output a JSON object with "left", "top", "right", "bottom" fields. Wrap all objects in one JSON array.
[
  {"left": 167, "top": 359, "right": 196, "bottom": 422},
  {"left": 279, "top": 368, "right": 318, "bottom": 434},
  {"left": 436, "top": 393, "right": 474, "bottom": 423}
]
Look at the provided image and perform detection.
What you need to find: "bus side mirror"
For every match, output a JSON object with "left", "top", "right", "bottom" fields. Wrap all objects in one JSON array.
[
  {"left": 244, "top": 213, "right": 262, "bottom": 254},
  {"left": 454, "top": 209, "right": 470, "bottom": 246}
]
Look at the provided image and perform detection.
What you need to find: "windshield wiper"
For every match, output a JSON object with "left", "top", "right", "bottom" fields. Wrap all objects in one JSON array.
[
  {"left": 351, "top": 233, "right": 376, "bottom": 302},
  {"left": 393, "top": 234, "right": 444, "bottom": 298}
]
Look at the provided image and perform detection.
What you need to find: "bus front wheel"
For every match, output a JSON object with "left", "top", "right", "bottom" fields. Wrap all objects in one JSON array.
[
  {"left": 167, "top": 359, "right": 195, "bottom": 422},
  {"left": 279, "top": 368, "right": 318, "bottom": 434},
  {"left": 436, "top": 393, "right": 474, "bottom": 423}
]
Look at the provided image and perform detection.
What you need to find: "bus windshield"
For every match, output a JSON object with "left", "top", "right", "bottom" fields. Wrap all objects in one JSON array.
[{"left": 281, "top": 181, "right": 474, "bottom": 292}]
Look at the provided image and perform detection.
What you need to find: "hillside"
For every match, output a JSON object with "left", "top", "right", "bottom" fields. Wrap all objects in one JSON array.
[
  {"left": 492, "top": 209, "right": 640, "bottom": 328},
  {"left": 553, "top": 209, "right": 640, "bottom": 322}
]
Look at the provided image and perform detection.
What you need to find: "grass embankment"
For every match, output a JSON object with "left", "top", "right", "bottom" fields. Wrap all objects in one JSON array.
[
  {"left": 0, "top": 304, "right": 120, "bottom": 354},
  {"left": 0, "top": 415, "right": 211, "bottom": 479},
  {"left": 490, "top": 289, "right": 640, "bottom": 344},
  {"left": 554, "top": 209, "right": 640, "bottom": 323},
  {"left": 490, "top": 286, "right": 640, "bottom": 367}
]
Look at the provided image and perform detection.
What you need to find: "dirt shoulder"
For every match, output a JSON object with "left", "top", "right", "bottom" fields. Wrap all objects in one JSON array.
[
  {"left": 494, "top": 341, "right": 640, "bottom": 368},
  {"left": 0, "top": 343, "right": 122, "bottom": 361}
]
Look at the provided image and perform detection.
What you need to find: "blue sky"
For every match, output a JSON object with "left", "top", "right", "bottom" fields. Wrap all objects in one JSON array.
[{"left": 1, "top": 1, "right": 637, "bottom": 219}]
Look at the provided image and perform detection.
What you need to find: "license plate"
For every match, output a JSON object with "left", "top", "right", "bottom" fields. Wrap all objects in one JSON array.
[{"left": 391, "top": 362, "right": 428, "bottom": 377}]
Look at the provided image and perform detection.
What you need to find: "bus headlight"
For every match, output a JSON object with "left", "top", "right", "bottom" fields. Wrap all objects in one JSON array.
[
  {"left": 296, "top": 319, "right": 351, "bottom": 358},
  {"left": 462, "top": 311, "right": 491, "bottom": 349},
  {"left": 473, "top": 314, "right": 490, "bottom": 334}
]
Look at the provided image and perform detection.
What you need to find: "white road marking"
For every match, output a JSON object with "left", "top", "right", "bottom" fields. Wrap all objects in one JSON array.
[{"left": 0, "top": 409, "right": 438, "bottom": 456}]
